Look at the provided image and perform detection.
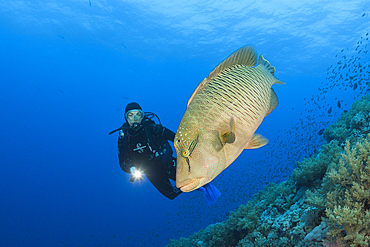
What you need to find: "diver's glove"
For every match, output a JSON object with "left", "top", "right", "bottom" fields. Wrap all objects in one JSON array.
[{"left": 129, "top": 166, "right": 143, "bottom": 182}]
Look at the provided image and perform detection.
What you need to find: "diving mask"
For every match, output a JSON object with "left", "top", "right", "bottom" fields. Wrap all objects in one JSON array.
[{"left": 126, "top": 110, "right": 144, "bottom": 128}]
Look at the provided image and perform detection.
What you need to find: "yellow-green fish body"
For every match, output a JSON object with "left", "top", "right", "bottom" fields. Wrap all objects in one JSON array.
[{"left": 174, "top": 45, "right": 285, "bottom": 192}]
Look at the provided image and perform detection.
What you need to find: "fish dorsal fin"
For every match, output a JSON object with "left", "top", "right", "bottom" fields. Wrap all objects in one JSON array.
[
  {"left": 187, "top": 78, "right": 207, "bottom": 107},
  {"left": 207, "top": 45, "right": 258, "bottom": 82},
  {"left": 245, "top": 134, "right": 269, "bottom": 149},
  {"left": 258, "top": 55, "right": 276, "bottom": 74},
  {"left": 221, "top": 117, "right": 236, "bottom": 144},
  {"left": 258, "top": 55, "right": 286, "bottom": 85},
  {"left": 187, "top": 46, "right": 258, "bottom": 107},
  {"left": 266, "top": 88, "right": 278, "bottom": 116}
]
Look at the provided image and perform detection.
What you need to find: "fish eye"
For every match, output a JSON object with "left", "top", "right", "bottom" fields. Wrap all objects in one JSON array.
[{"left": 181, "top": 149, "right": 190, "bottom": 157}]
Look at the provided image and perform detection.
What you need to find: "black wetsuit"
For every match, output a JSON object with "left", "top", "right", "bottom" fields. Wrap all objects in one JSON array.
[{"left": 117, "top": 118, "right": 182, "bottom": 200}]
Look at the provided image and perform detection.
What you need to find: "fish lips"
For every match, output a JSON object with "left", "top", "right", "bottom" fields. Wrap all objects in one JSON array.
[{"left": 177, "top": 178, "right": 202, "bottom": 192}]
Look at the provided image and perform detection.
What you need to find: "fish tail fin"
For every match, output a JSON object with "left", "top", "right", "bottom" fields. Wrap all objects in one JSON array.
[
  {"left": 258, "top": 55, "right": 286, "bottom": 84},
  {"left": 266, "top": 88, "right": 279, "bottom": 116}
]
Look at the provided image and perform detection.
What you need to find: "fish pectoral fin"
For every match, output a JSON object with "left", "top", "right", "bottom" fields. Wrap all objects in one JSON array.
[
  {"left": 266, "top": 88, "right": 278, "bottom": 116},
  {"left": 221, "top": 117, "right": 236, "bottom": 144},
  {"left": 245, "top": 134, "right": 269, "bottom": 149},
  {"left": 221, "top": 131, "right": 235, "bottom": 144},
  {"left": 187, "top": 78, "right": 207, "bottom": 107}
]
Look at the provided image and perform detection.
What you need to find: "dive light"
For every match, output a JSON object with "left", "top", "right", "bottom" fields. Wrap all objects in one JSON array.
[{"left": 129, "top": 168, "right": 143, "bottom": 182}]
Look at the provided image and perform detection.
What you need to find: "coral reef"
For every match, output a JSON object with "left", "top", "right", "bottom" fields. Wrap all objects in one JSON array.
[
  {"left": 323, "top": 95, "right": 370, "bottom": 144},
  {"left": 324, "top": 138, "right": 370, "bottom": 246},
  {"left": 293, "top": 141, "right": 342, "bottom": 188},
  {"left": 167, "top": 95, "right": 370, "bottom": 247}
]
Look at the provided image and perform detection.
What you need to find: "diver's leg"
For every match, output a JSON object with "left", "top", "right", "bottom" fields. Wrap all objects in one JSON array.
[{"left": 145, "top": 165, "right": 182, "bottom": 200}]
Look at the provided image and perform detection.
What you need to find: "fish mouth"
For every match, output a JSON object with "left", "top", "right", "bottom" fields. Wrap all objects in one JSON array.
[{"left": 177, "top": 179, "right": 201, "bottom": 192}]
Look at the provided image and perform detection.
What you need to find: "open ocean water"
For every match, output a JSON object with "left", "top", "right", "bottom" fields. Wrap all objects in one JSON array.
[{"left": 1, "top": 1, "right": 370, "bottom": 246}]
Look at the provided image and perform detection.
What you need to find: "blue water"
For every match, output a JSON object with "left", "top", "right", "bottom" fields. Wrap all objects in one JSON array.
[{"left": 1, "top": 1, "right": 369, "bottom": 246}]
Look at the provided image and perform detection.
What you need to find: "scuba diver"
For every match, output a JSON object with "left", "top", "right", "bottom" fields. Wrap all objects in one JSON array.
[{"left": 109, "top": 102, "right": 220, "bottom": 204}]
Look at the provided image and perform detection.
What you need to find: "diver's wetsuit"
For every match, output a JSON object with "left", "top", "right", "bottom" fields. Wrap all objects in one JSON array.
[{"left": 117, "top": 119, "right": 182, "bottom": 200}]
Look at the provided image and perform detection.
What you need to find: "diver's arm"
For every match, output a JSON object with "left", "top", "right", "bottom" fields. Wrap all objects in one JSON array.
[
  {"left": 150, "top": 123, "right": 175, "bottom": 142},
  {"left": 120, "top": 159, "right": 133, "bottom": 174},
  {"left": 118, "top": 136, "right": 133, "bottom": 174},
  {"left": 162, "top": 127, "right": 175, "bottom": 142}
]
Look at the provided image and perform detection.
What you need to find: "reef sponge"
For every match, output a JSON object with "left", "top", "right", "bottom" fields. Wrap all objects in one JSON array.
[{"left": 324, "top": 135, "right": 370, "bottom": 246}]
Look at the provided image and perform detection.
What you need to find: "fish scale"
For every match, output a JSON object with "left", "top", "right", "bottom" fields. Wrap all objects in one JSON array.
[
  {"left": 189, "top": 65, "right": 270, "bottom": 130},
  {"left": 174, "top": 45, "right": 285, "bottom": 192}
]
